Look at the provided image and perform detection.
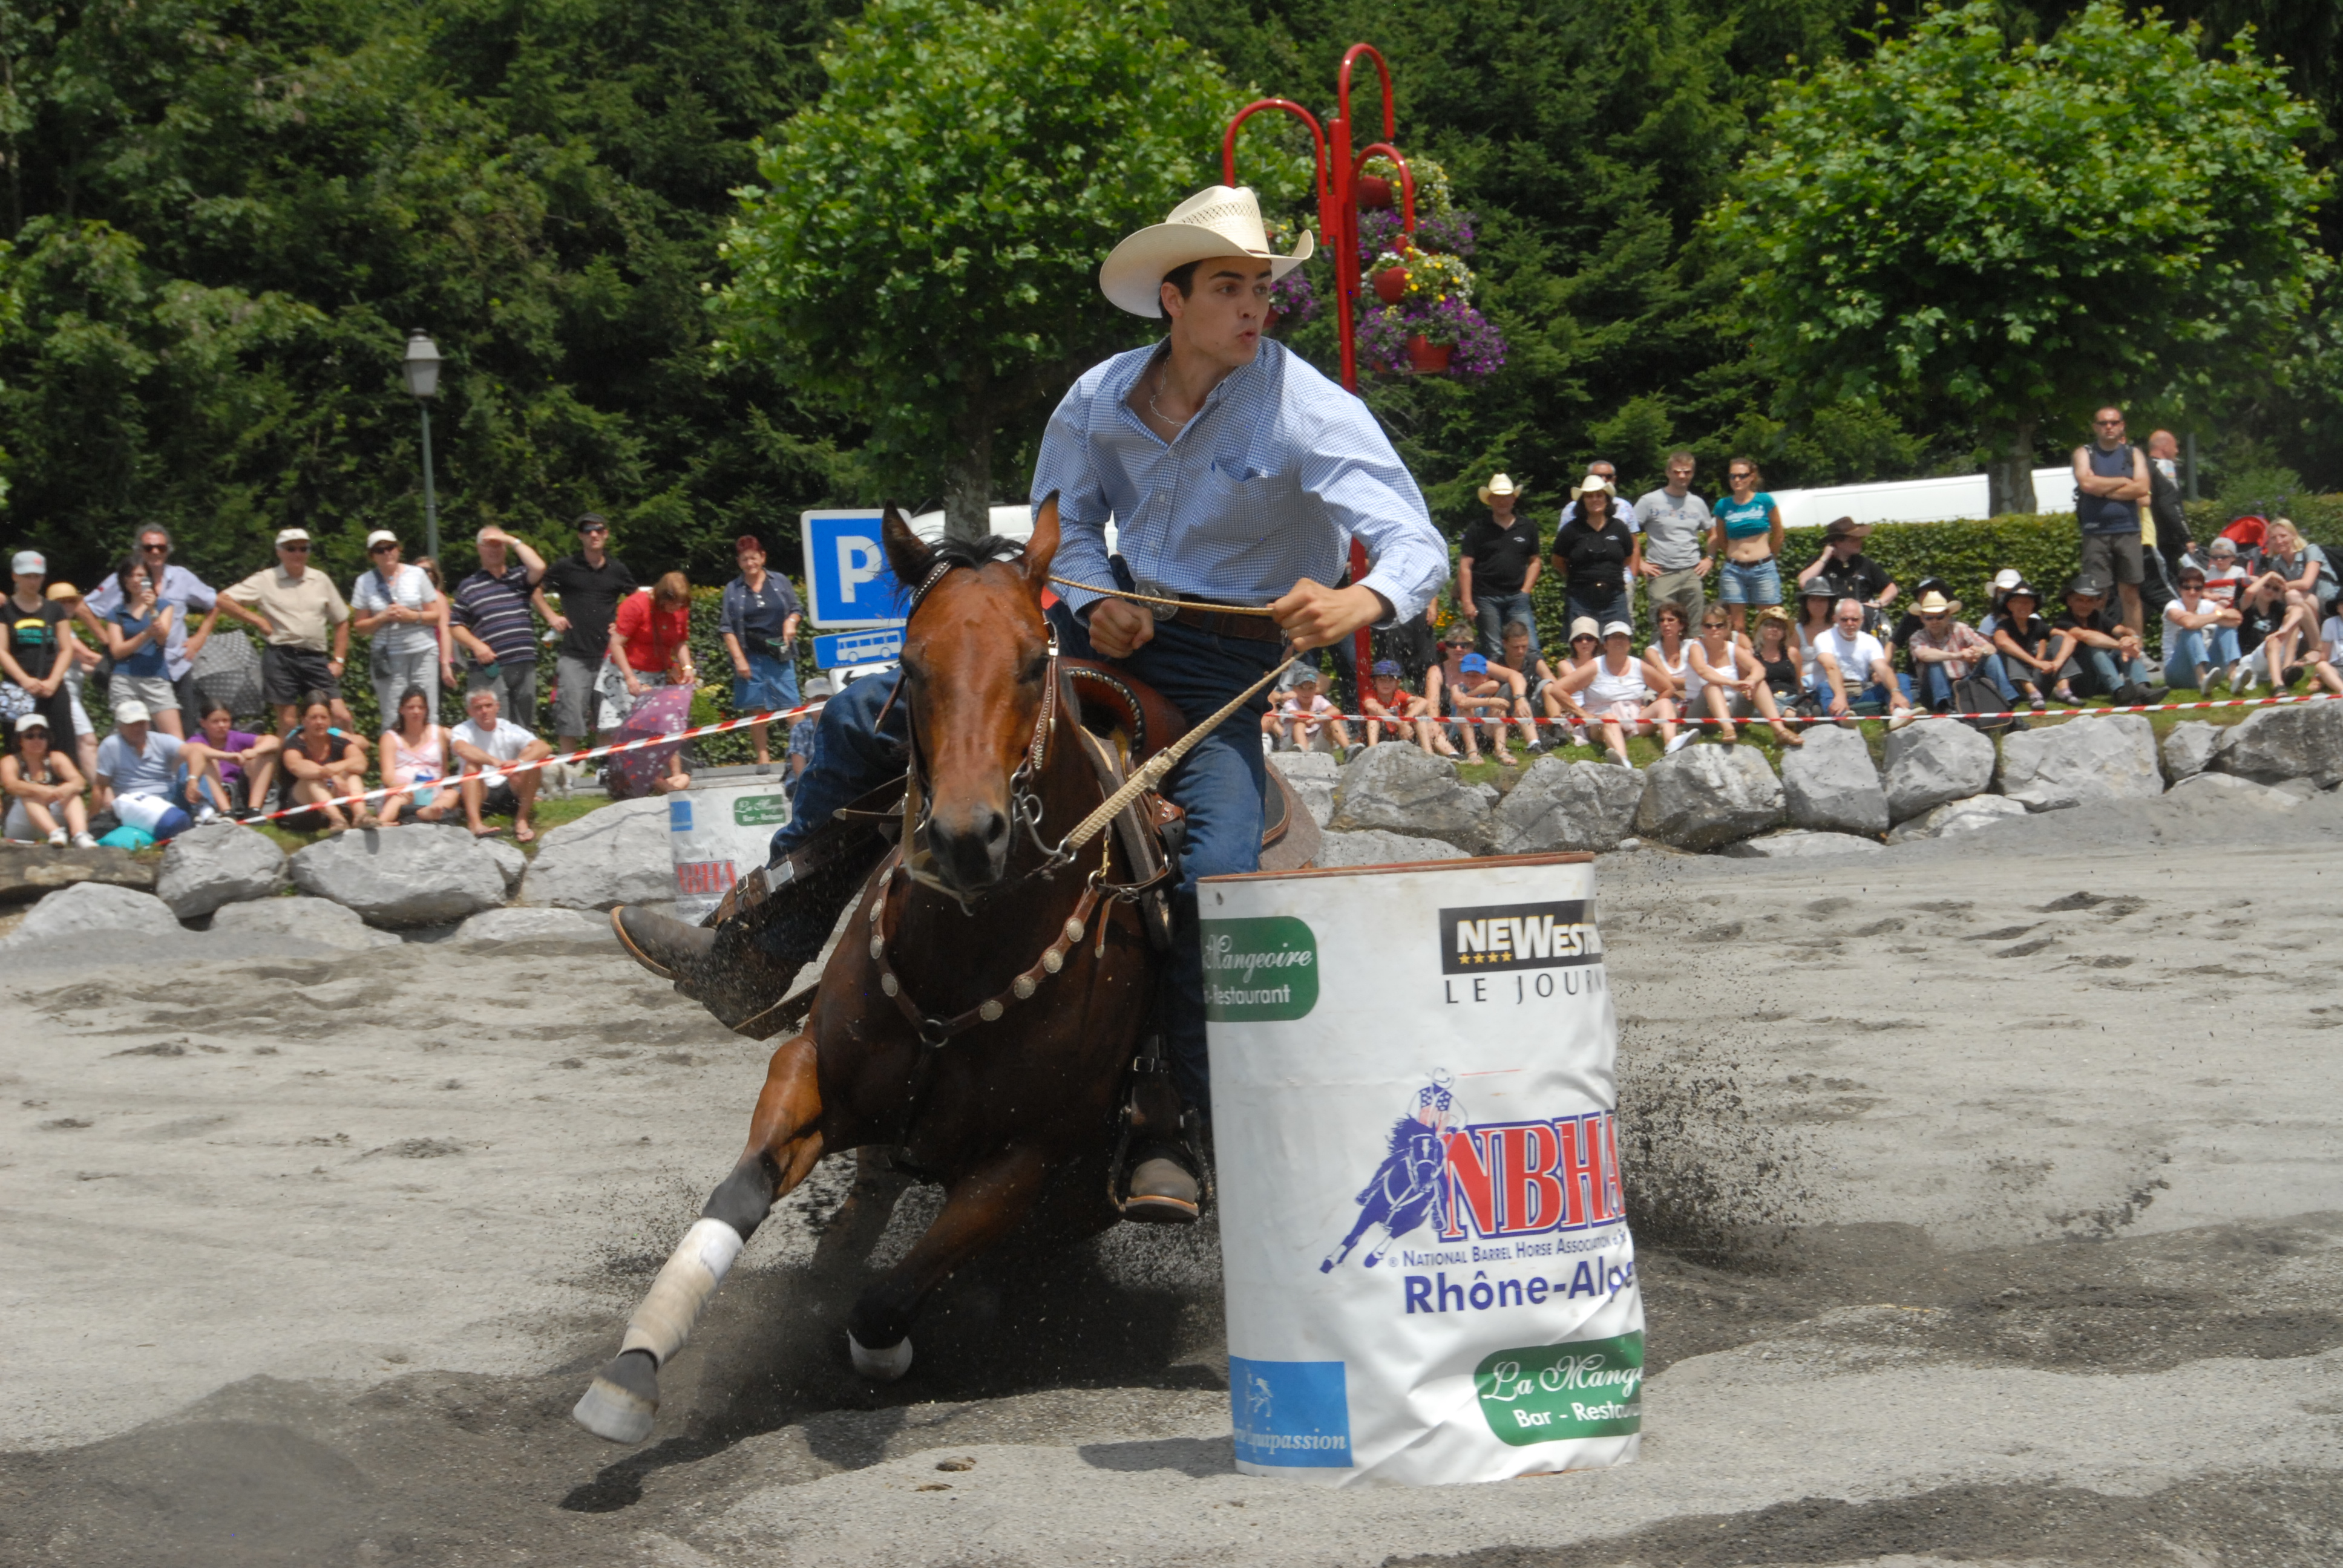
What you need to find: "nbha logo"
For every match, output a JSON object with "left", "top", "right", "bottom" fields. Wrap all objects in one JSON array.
[{"left": 1440, "top": 899, "right": 1600, "bottom": 975}]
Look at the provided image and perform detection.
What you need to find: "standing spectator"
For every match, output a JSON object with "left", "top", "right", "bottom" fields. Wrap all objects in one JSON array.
[
  {"left": 1556, "top": 621, "right": 1679, "bottom": 767},
  {"left": 1458, "top": 474, "right": 1541, "bottom": 661},
  {"left": 216, "top": 528, "right": 354, "bottom": 734},
  {"left": 1360, "top": 659, "right": 1435, "bottom": 753},
  {"left": 1557, "top": 459, "right": 1637, "bottom": 529},
  {"left": 1, "top": 550, "right": 76, "bottom": 741},
  {"left": 1904, "top": 590, "right": 2012, "bottom": 711},
  {"left": 1631, "top": 451, "right": 1712, "bottom": 636},
  {"left": 606, "top": 571, "right": 696, "bottom": 731},
  {"left": 2241, "top": 518, "right": 2332, "bottom": 690},
  {"left": 1553, "top": 474, "right": 1635, "bottom": 630},
  {"left": 2161, "top": 564, "right": 2243, "bottom": 692},
  {"left": 278, "top": 692, "right": 373, "bottom": 832},
  {"left": 449, "top": 686, "right": 553, "bottom": 841},
  {"left": 2071, "top": 406, "right": 2151, "bottom": 634},
  {"left": 81, "top": 525, "right": 217, "bottom": 733},
  {"left": 93, "top": 699, "right": 192, "bottom": 841},
  {"left": 2145, "top": 430, "right": 2193, "bottom": 572},
  {"left": 719, "top": 534, "right": 804, "bottom": 766},
  {"left": 1811, "top": 598, "right": 1917, "bottom": 727},
  {"left": 179, "top": 699, "right": 281, "bottom": 821},
  {"left": 1, "top": 714, "right": 94, "bottom": 846},
  {"left": 46, "top": 582, "right": 102, "bottom": 779},
  {"left": 536, "top": 513, "right": 638, "bottom": 751},
  {"left": 97, "top": 558, "right": 185, "bottom": 737},
  {"left": 1686, "top": 604, "right": 1803, "bottom": 746},
  {"left": 1795, "top": 518, "right": 1898, "bottom": 626},
  {"left": 1982, "top": 581, "right": 2057, "bottom": 711},
  {"left": 350, "top": 531, "right": 447, "bottom": 728},
  {"left": 1708, "top": 457, "right": 1785, "bottom": 633},
  {"left": 376, "top": 686, "right": 451, "bottom": 826},
  {"left": 2048, "top": 575, "right": 2152, "bottom": 704},
  {"left": 784, "top": 675, "right": 832, "bottom": 800},
  {"left": 450, "top": 525, "right": 548, "bottom": 732}
]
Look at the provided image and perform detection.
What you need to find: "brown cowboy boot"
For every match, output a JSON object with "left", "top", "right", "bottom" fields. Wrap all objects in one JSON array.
[{"left": 1116, "top": 1042, "right": 1203, "bottom": 1225}]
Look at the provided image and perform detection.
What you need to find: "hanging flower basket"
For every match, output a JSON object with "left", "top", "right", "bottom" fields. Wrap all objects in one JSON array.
[
  {"left": 1372, "top": 267, "right": 1407, "bottom": 305},
  {"left": 1354, "top": 175, "right": 1394, "bottom": 209},
  {"left": 1406, "top": 335, "right": 1453, "bottom": 374}
]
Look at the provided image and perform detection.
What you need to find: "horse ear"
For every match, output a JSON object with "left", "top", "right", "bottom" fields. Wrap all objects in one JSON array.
[
  {"left": 881, "top": 504, "right": 932, "bottom": 595},
  {"left": 1020, "top": 492, "right": 1061, "bottom": 591}
]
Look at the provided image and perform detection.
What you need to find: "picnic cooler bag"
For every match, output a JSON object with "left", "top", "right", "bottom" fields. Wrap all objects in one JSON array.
[{"left": 1204, "top": 851, "right": 1643, "bottom": 1486}]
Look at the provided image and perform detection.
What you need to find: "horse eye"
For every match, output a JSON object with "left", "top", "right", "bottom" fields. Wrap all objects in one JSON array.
[{"left": 1021, "top": 653, "right": 1049, "bottom": 684}]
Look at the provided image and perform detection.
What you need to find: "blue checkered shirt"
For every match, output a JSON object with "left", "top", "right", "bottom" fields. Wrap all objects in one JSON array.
[{"left": 1032, "top": 341, "right": 1447, "bottom": 626}]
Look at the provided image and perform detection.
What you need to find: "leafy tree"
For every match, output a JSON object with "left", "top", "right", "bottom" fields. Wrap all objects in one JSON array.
[
  {"left": 1711, "top": 0, "right": 2329, "bottom": 511},
  {"left": 715, "top": 0, "right": 1282, "bottom": 539}
]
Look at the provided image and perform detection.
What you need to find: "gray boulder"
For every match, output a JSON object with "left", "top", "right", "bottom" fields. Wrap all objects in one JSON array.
[
  {"left": 2209, "top": 702, "right": 2343, "bottom": 786},
  {"left": 517, "top": 796, "right": 673, "bottom": 910},
  {"left": 1884, "top": 793, "right": 2030, "bottom": 844},
  {"left": 1632, "top": 745, "right": 1784, "bottom": 851},
  {"left": 1314, "top": 828, "right": 1472, "bottom": 869},
  {"left": 1997, "top": 714, "right": 2161, "bottom": 811},
  {"left": 477, "top": 835, "right": 528, "bottom": 893},
  {"left": 456, "top": 906, "right": 612, "bottom": 944},
  {"left": 2164, "top": 772, "right": 2302, "bottom": 811},
  {"left": 1329, "top": 745, "right": 1491, "bottom": 852},
  {"left": 289, "top": 825, "right": 508, "bottom": 928},
  {"left": 2161, "top": 721, "right": 2222, "bottom": 783},
  {"left": 10, "top": 881, "right": 182, "bottom": 943},
  {"left": 1779, "top": 725, "right": 1888, "bottom": 836},
  {"left": 0, "top": 841, "right": 156, "bottom": 904},
  {"left": 1489, "top": 759, "right": 1645, "bottom": 854},
  {"left": 1882, "top": 722, "right": 1996, "bottom": 823},
  {"left": 154, "top": 823, "right": 288, "bottom": 919},
  {"left": 210, "top": 896, "right": 404, "bottom": 950},
  {"left": 1273, "top": 753, "right": 1337, "bottom": 828},
  {"left": 1720, "top": 829, "right": 1884, "bottom": 858}
]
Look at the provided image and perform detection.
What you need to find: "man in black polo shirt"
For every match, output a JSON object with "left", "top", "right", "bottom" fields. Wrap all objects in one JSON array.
[
  {"left": 1795, "top": 517, "right": 1898, "bottom": 630},
  {"left": 1458, "top": 472, "right": 1541, "bottom": 660},
  {"left": 534, "top": 514, "right": 637, "bottom": 750}
]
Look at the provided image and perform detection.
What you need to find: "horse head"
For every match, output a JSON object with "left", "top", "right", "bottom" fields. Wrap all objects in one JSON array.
[{"left": 880, "top": 495, "right": 1062, "bottom": 901}]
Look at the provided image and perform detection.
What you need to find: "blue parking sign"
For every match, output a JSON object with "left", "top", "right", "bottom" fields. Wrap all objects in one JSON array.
[{"left": 801, "top": 509, "right": 909, "bottom": 629}]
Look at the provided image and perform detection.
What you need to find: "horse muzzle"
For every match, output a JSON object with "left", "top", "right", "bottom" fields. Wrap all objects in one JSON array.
[{"left": 924, "top": 800, "right": 1012, "bottom": 898}]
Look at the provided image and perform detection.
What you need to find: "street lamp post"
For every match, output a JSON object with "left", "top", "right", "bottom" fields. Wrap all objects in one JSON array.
[{"left": 401, "top": 330, "right": 444, "bottom": 562}]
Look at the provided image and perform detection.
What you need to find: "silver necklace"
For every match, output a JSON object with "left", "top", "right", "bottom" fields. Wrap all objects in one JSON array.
[{"left": 1147, "top": 372, "right": 1184, "bottom": 430}]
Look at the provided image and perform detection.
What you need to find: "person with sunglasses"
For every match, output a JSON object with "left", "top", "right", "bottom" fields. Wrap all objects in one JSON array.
[
  {"left": 216, "top": 528, "right": 355, "bottom": 736},
  {"left": 1904, "top": 589, "right": 2008, "bottom": 713},
  {"left": 350, "top": 530, "right": 447, "bottom": 727},
  {"left": 2071, "top": 406, "right": 2151, "bottom": 636},
  {"left": 79, "top": 526, "right": 218, "bottom": 734},
  {"left": 1708, "top": 457, "right": 1784, "bottom": 633}
]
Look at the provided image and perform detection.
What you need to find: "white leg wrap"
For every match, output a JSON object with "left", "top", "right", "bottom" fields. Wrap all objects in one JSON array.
[
  {"left": 619, "top": 1217, "right": 744, "bottom": 1365},
  {"left": 848, "top": 1331, "right": 914, "bottom": 1382}
]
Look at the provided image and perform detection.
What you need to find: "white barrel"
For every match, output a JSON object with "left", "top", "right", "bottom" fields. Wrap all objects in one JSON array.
[
  {"left": 666, "top": 776, "right": 792, "bottom": 921},
  {"left": 1204, "top": 852, "right": 1641, "bottom": 1486}
]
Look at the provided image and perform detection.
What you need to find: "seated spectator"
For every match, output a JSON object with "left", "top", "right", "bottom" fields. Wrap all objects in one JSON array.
[
  {"left": 1749, "top": 607, "right": 1808, "bottom": 722},
  {"left": 2160, "top": 564, "right": 2244, "bottom": 693},
  {"left": 1796, "top": 517, "right": 1898, "bottom": 629},
  {"left": 1360, "top": 659, "right": 1435, "bottom": 754},
  {"left": 1556, "top": 621, "right": 1680, "bottom": 767},
  {"left": 1904, "top": 590, "right": 2011, "bottom": 712},
  {"left": 1, "top": 714, "right": 95, "bottom": 846},
  {"left": 1492, "top": 622, "right": 1564, "bottom": 754},
  {"left": 1981, "top": 581, "right": 2057, "bottom": 711},
  {"left": 1263, "top": 669, "right": 1351, "bottom": 754},
  {"left": 93, "top": 699, "right": 192, "bottom": 842},
  {"left": 98, "top": 557, "right": 186, "bottom": 739},
  {"left": 1886, "top": 575, "right": 1954, "bottom": 675},
  {"left": 1422, "top": 624, "right": 1475, "bottom": 751},
  {"left": 2199, "top": 536, "right": 2249, "bottom": 619},
  {"left": 179, "top": 700, "right": 281, "bottom": 822},
  {"left": 1643, "top": 603, "right": 1696, "bottom": 706},
  {"left": 279, "top": 692, "right": 373, "bottom": 832},
  {"left": 449, "top": 686, "right": 553, "bottom": 841},
  {"left": 1687, "top": 604, "right": 1802, "bottom": 746},
  {"left": 2048, "top": 575, "right": 2153, "bottom": 704},
  {"left": 784, "top": 675, "right": 832, "bottom": 800},
  {"left": 2310, "top": 601, "right": 2343, "bottom": 697},
  {"left": 1810, "top": 598, "right": 1917, "bottom": 728},
  {"left": 2242, "top": 518, "right": 2332, "bottom": 691},
  {"left": 1443, "top": 653, "right": 1519, "bottom": 765},
  {"left": 377, "top": 685, "right": 452, "bottom": 826},
  {"left": 1795, "top": 577, "right": 1840, "bottom": 681}
]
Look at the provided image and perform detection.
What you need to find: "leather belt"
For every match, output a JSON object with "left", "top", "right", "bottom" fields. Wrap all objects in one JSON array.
[{"left": 1162, "top": 603, "right": 1283, "bottom": 642}]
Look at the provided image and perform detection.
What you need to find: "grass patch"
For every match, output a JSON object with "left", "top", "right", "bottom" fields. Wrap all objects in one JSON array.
[{"left": 244, "top": 790, "right": 620, "bottom": 857}]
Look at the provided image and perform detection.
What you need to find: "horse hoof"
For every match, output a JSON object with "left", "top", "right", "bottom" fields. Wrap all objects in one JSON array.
[
  {"left": 572, "top": 1349, "right": 659, "bottom": 1443},
  {"left": 848, "top": 1331, "right": 913, "bottom": 1382}
]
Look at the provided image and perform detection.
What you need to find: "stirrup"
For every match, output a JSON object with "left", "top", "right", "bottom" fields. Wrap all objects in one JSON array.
[{"left": 1109, "top": 1044, "right": 1207, "bottom": 1224}]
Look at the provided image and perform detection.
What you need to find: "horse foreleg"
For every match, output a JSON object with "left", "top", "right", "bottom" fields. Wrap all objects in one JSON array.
[
  {"left": 846, "top": 1143, "right": 1050, "bottom": 1382},
  {"left": 810, "top": 1146, "right": 914, "bottom": 1272},
  {"left": 572, "top": 1033, "right": 827, "bottom": 1444}
]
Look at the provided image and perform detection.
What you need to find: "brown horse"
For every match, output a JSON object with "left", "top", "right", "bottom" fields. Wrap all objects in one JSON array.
[{"left": 573, "top": 500, "right": 1170, "bottom": 1443}]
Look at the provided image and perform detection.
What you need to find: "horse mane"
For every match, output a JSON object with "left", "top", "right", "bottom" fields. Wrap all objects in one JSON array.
[{"left": 926, "top": 534, "right": 1026, "bottom": 573}]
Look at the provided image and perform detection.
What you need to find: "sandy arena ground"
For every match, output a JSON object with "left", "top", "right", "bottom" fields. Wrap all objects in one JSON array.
[{"left": 4, "top": 791, "right": 2341, "bottom": 1566}]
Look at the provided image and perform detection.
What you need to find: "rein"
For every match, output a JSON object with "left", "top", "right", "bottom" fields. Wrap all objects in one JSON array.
[{"left": 1046, "top": 577, "right": 1279, "bottom": 616}]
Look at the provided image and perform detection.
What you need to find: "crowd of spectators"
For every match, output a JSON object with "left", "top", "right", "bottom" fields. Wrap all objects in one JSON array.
[{"left": 0, "top": 514, "right": 810, "bottom": 849}]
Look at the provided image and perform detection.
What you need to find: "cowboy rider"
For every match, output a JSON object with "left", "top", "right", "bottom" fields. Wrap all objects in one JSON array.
[{"left": 620, "top": 186, "right": 1448, "bottom": 1220}]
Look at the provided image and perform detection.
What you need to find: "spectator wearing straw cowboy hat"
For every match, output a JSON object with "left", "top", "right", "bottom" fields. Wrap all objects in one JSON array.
[
  {"left": 1553, "top": 473, "right": 1635, "bottom": 632},
  {"left": 614, "top": 182, "right": 1447, "bottom": 1223},
  {"left": 1459, "top": 472, "right": 1540, "bottom": 662}
]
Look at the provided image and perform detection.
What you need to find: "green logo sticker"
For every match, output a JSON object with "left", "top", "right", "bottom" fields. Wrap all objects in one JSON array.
[
  {"left": 1199, "top": 916, "right": 1319, "bottom": 1021},
  {"left": 1473, "top": 1331, "right": 1643, "bottom": 1445},
  {"left": 733, "top": 794, "right": 790, "bottom": 827}
]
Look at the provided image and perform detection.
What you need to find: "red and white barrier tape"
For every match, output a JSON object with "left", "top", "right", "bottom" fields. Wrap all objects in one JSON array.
[{"left": 1307, "top": 689, "right": 2341, "bottom": 731}]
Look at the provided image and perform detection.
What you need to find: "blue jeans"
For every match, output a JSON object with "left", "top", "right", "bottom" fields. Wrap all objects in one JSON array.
[
  {"left": 2162, "top": 625, "right": 2240, "bottom": 688},
  {"left": 732, "top": 649, "right": 800, "bottom": 716},
  {"left": 1472, "top": 589, "right": 1538, "bottom": 661},
  {"left": 1565, "top": 587, "right": 1632, "bottom": 634},
  {"left": 2058, "top": 645, "right": 2153, "bottom": 697},
  {"left": 771, "top": 609, "right": 1276, "bottom": 1112},
  {"left": 1918, "top": 657, "right": 2020, "bottom": 710},
  {"left": 1809, "top": 672, "right": 1895, "bottom": 710},
  {"left": 1717, "top": 557, "right": 1781, "bottom": 607}
]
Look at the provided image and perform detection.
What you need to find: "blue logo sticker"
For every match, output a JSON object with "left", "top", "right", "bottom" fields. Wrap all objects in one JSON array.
[
  {"left": 667, "top": 800, "right": 693, "bottom": 831},
  {"left": 1229, "top": 1357, "right": 1352, "bottom": 1468}
]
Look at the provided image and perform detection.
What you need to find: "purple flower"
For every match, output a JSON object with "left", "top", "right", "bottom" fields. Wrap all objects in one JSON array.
[
  {"left": 1268, "top": 267, "right": 1319, "bottom": 326},
  {"left": 1354, "top": 296, "right": 1506, "bottom": 379},
  {"left": 1353, "top": 205, "right": 1479, "bottom": 263}
]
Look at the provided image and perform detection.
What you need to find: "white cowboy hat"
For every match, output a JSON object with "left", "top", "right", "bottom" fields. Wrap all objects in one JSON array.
[
  {"left": 1570, "top": 474, "right": 1616, "bottom": 500},
  {"left": 1098, "top": 186, "right": 1315, "bottom": 319},
  {"left": 1477, "top": 473, "right": 1525, "bottom": 505}
]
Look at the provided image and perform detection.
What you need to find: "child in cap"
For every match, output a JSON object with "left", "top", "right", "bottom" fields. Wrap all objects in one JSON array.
[
  {"left": 1446, "top": 652, "right": 1521, "bottom": 766},
  {"left": 1264, "top": 669, "right": 1351, "bottom": 754},
  {"left": 1360, "top": 658, "right": 1434, "bottom": 753}
]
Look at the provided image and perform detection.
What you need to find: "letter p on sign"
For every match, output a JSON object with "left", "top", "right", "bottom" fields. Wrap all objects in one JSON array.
[{"left": 801, "top": 509, "right": 907, "bottom": 629}]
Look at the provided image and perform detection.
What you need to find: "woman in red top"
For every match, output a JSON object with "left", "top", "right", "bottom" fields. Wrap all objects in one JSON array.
[{"left": 601, "top": 571, "right": 698, "bottom": 791}]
